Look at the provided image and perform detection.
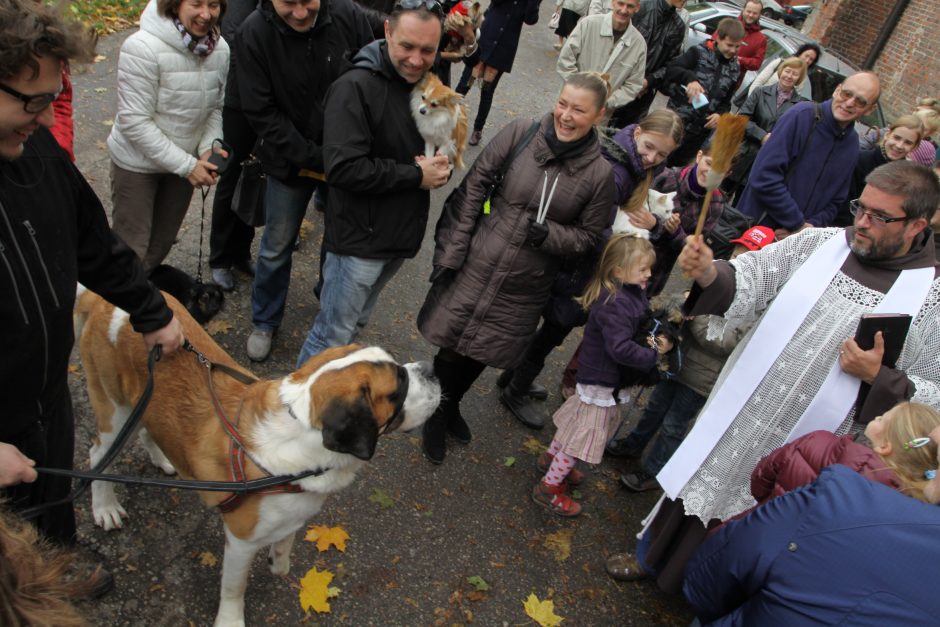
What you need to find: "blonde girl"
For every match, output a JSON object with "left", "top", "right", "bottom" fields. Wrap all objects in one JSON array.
[{"left": 532, "top": 234, "right": 670, "bottom": 517}]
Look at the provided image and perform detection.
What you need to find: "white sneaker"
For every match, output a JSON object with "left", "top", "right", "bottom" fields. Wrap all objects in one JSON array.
[{"left": 247, "top": 328, "right": 274, "bottom": 362}]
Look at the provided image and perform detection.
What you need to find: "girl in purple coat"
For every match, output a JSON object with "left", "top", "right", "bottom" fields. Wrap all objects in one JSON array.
[{"left": 532, "top": 234, "right": 672, "bottom": 517}]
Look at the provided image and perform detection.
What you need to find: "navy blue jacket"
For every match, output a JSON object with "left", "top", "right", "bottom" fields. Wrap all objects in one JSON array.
[
  {"left": 685, "top": 465, "right": 940, "bottom": 626},
  {"left": 477, "top": 0, "right": 541, "bottom": 73},
  {"left": 737, "top": 99, "right": 859, "bottom": 230},
  {"left": 577, "top": 284, "right": 657, "bottom": 387}
]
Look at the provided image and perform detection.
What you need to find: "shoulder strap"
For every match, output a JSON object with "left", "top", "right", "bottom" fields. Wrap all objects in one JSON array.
[
  {"left": 783, "top": 101, "right": 822, "bottom": 184},
  {"left": 498, "top": 120, "right": 541, "bottom": 182}
]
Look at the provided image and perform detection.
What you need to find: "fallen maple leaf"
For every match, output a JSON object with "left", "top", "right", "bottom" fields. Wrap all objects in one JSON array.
[
  {"left": 368, "top": 488, "right": 394, "bottom": 508},
  {"left": 522, "top": 436, "right": 545, "bottom": 455},
  {"left": 198, "top": 551, "right": 218, "bottom": 567},
  {"left": 206, "top": 319, "right": 233, "bottom": 335},
  {"left": 303, "top": 525, "right": 350, "bottom": 552},
  {"left": 467, "top": 575, "right": 489, "bottom": 591},
  {"left": 543, "top": 529, "right": 573, "bottom": 562},
  {"left": 504, "top": 456, "right": 516, "bottom": 467},
  {"left": 298, "top": 567, "right": 336, "bottom": 614},
  {"left": 523, "top": 593, "right": 564, "bottom": 627}
]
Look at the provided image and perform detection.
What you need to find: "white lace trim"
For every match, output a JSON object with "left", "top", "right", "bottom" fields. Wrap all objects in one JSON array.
[{"left": 576, "top": 383, "right": 630, "bottom": 407}]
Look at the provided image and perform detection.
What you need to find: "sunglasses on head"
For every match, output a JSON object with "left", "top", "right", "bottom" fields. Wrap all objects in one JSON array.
[{"left": 392, "top": 0, "right": 444, "bottom": 17}]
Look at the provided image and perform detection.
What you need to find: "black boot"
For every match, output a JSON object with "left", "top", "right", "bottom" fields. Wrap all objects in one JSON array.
[
  {"left": 495, "top": 369, "right": 548, "bottom": 400},
  {"left": 422, "top": 353, "right": 484, "bottom": 463},
  {"left": 499, "top": 360, "right": 548, "bottom": 430},
  {"left": 422, "top": 409, "right": 448, "bottom": 464}
]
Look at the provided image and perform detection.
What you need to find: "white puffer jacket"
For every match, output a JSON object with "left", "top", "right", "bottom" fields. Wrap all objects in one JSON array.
[{"left": 107, "top": 0, "right": 228, "bottom": 178}]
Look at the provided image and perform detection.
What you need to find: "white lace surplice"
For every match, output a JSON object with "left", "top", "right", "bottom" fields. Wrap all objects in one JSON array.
[{"left": 678, "top": 229, "right": 940, "bottom": 523}]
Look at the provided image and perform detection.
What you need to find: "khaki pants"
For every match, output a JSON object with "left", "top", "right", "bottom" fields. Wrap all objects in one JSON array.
[{"left": 110, "top": 161, "right": 195, "bottom": 273}]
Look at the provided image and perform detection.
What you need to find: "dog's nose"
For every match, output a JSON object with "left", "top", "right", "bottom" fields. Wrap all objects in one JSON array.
[
  {"left": 419, "top": 106, "right": 428, "bottom": 115},
  {"left": 415, "top": 360, "right": 435, "bottom": 380}
]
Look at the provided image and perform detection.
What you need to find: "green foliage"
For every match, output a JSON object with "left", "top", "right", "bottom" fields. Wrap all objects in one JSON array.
[{"left": 69, "top": 0, "right": 148, "bottom": 35}]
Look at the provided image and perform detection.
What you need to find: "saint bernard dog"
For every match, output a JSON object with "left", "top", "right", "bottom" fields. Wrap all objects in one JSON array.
[{"left": 73, "top": 288, "right": 440, "bottom": 626}]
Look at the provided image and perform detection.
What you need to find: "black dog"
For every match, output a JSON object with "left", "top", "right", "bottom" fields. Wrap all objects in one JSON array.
[
  {"left": 617, "top": 296, "right": 685, "bottom": 391},
  {"left": 148, "top": 264, "right": 224, "bottom": 324}
]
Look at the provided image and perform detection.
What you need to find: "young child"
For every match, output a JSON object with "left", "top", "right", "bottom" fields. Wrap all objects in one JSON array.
[
  {"left": 751, "top": 401, "right": 940, "bottom": 507},
  {"left": 532, "top": 234, "right": 670, "bottom": 517},
  {"left": 664, "top": 17, "right": 745, "bottom": 166}
]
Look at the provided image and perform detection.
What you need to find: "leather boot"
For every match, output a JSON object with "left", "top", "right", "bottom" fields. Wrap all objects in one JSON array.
[
  {"left": 422, "top": 409, "right": 447, "bottom": 464},
  {"left": 495, "top": 368, "right": 548, "bottom": 400},
  {"left": 499, "top": 359, "right": 549, "bottom": 430},
  {"left": 422, "top": 355, "right": 481, "bottom": 463}
]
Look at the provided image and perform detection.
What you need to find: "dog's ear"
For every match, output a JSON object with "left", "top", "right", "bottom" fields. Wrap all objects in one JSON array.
[{"left": 319, "top": 392, "right": 379, "bottom": 461}]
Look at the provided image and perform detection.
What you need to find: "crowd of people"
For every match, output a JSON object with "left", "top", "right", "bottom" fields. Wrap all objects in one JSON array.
[{"left": 2, "top": 0, "right": 940, "bottom": 622}]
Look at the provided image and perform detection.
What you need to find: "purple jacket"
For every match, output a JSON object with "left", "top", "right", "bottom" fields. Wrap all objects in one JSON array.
[
  {"left": 577, "top": 284, "right": 657, "bottom": 387},
  {"left": 737, "top": 99, "right": 859, "bottom": 230},
  {"left": 602, "top": 124, "right": 654, "bottom": 205}
]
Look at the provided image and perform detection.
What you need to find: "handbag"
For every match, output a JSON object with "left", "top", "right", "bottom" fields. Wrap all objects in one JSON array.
[
  {"left": 704, "top": 204, "right": 753, "bottom": 261},
  {"left": 548, "top": 10, "right": 560, "bottom": 29},
  {"left": 231, "top": 153, "right": 266, "bottom": 227}
]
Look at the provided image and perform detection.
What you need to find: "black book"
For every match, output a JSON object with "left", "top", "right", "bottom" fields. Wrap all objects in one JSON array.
[{"left": 854, "top": 313, "right": 912, "bottom": 368}]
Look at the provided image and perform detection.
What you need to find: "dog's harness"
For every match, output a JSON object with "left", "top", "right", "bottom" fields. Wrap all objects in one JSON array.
[{"left": 24, "top": 342, "right": 328, "bottom": 518}]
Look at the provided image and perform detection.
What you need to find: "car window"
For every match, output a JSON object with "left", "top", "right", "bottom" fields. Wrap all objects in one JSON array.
[
  {"left": 806, "top": 66, "right": 841, "bottom": 104},
  {"left": 764, "top": 37, "right": 784, "bottom": 60}
]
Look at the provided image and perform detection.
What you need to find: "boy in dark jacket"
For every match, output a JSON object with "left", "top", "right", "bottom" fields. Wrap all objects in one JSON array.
[{"left": 663, "top": 17, "right": 744, "bottom": 166}]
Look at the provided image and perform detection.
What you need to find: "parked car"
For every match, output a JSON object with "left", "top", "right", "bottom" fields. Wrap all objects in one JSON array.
[
  {"left": 763, "top": 3, "right": 813, "bottom": 28},
  {"left": 682, "top": 2, "right": 884, "bottom": 132}
]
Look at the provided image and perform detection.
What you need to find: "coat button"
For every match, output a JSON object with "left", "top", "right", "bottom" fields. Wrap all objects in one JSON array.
[{"left": 788, "top": 542, "right": 798, "bottom": 552}]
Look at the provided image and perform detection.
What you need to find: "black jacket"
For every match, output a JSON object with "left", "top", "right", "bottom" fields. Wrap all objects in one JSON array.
[
  {"left": 0, "top": 129, "right": 172, "bottom": 440},
  {"left": 665, "top": 42, "right": 740, "bottom": 132},
  {"left": 236, "top": 0, "right": 373, "bottom": 181},
  {"left": 219, "top": 0, "right": 259, "bottom": 108},
  {"left": 321, "top": 41, "right": 430, "bottom": 259},
  {"left": 633, "top": 0, "right": 686, "bottom": 90}
]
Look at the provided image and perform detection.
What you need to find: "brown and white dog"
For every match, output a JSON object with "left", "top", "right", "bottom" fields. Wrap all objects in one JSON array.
[{"left": 73, "top": 288, "right": 440, "bottom": 626}]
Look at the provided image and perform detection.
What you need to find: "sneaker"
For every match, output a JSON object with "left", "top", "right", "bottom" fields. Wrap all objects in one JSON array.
[
  {"left": 604, "top": 552, "right": 649, "bottom": 582},
  {"left": 211, "top": 267, "right": 235, "bottom": 292},
  {"left": 232, "top": 258, "right": 256, "bottom": 277},
  {"left": 531, "top": 481, "right": 582, "bottom": 517},
  {"left": 605, "top": 437, "right": 641, "bottom": 459},
  {"left": 468, "top": 130, "right": 483, "bottom": 146},
  {"left": 620, "top": 470, "right": 660, "bottom": 492},
  {"left": 536, "top": 451, "right": 584, "bottom": 486},
  {"left": 246, "top": 328, "right": 274, "bottom": 362}
]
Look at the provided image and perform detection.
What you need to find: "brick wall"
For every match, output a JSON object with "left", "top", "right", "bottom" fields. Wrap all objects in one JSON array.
[{"left": 806, "top": 0, "right": 940, "bottom": 120}]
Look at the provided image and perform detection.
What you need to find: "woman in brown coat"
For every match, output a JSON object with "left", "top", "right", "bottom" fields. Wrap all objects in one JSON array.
[{"left": 417, "top": 72, "right": 617, "bottom": 464}]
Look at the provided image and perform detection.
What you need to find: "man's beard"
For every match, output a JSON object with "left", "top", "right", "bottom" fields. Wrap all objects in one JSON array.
[{"left": 849, "top": 228, "right": 906, "bottom": 260}]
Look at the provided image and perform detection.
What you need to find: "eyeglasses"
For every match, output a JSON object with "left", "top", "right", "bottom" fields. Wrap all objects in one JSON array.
[
  {"left": 902, "top": 437, "right": 932, "bottom": 450},
  {"left": 0, "top": 82, "right": 60, "bottom": 114},
  {"left": 848, "top": 199, "right": 910, "bottom": 226},
  {"left": 392, "top": 0, "right": 443, "bottom": 17},
  {"left": 836, "top": 86, "right": 871, "bottom": 108}
]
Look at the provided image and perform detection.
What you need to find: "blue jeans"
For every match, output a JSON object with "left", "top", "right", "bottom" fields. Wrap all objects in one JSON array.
[
  {"left": 622, "top": 379, "right": 706, "bottom": 477},
  {"left": 296, "top": 253, "right": 404, "bottom": 367},
  {"left": 250, "top": 176, "right": 316, "bottom": 331}
]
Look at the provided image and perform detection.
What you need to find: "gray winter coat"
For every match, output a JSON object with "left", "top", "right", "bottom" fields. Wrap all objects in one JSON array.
[
  {"left": 675, "top": 315, "right": 750, "bottom": 397},
  {"left": 417, "top": 114, "right": 616, "bottom": 368}
]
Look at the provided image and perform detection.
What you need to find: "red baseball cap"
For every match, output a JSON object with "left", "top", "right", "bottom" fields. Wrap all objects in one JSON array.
[{"left": 730, "top": 226, "right": 775, "bottom": 251}]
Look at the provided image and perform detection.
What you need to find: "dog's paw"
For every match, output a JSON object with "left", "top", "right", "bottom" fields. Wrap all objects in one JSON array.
[
  {"left": 268, "top": 546, "right": 291, "bottom": 576},
  {"left": 93, "top": 502, "right": 128, "bottom": 531},
  {"left": 154, "top": 458, "right": 176, "bottom": 475}
]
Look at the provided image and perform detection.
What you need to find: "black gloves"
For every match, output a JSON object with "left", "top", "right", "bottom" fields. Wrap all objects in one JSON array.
[
  {"left": 525, "top": 219, "right": 549, "bottom": 247},
  {"left": 429, "top": 265, "right": 454, "bottom": 283}
]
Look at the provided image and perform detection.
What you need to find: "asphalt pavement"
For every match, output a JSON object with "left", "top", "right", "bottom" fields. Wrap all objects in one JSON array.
[{"left": 67, "top": 5, "right": 694, "bottom": 625}]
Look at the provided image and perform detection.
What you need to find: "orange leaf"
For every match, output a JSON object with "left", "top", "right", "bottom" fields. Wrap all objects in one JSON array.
[
  {"left": 303, "top": 525, "right": 350, "bottom": 552},
  {"left": 298, "top": 567, "right": 336, "bottom": 614}
]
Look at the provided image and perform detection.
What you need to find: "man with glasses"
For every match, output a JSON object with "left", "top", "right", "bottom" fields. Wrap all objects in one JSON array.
[
  {"left": 0, "top": 0, "right": 182, "bottom": 552},
  {"left": 602, "top": 160, "right": 940, "bottom": 590},
  {"left": 738, "top": 71, "right": 881, "bottom": 237},
  {"left": 296, "top": 0, "right": 450, "bottom": 365}
]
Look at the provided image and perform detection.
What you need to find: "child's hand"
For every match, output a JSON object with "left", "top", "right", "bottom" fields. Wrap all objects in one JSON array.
[
  {"left": 664, "top": 213, "right": 680, "bottom": 234},
  {"left": 647, "top": 334, "right": 673, "bottom": 354}
]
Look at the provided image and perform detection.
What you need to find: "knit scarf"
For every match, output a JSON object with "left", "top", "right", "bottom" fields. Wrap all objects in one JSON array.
[
  {"left": 545, "top": 125, "right": 597, "bottom": 161},
  {"left": 173, "top": 18, "right": 217, "bottom": 57}
]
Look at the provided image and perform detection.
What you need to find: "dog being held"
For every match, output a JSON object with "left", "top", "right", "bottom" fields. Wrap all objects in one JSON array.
[
  {"left": 74, "top": 287, "right": 440, "bottom": 627},
  {"left": 411, "top": 72, "right": 469, "bottom": 169},
  {"left": 148, "top": 264, "right": 224, "bottom": 324},
  {"left": 442, "top": 1, "right": 483, "bottom": 58}
]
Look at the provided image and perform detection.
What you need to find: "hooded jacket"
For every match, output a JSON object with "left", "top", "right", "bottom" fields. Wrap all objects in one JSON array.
[
  {"left": 737, "top": 99, "right": 859, "bottom": 230},
  {"left": 236, "top": 0, "right": 373, "bottom": 181},
  {"left": 665, "top": 41, "right": 740, "bottom": 134},
  {"left": 1, "top": 129, "right": 172, "bottom": 440},
  {"left": 321, "top": 40, "right": 430, "bottom": 259},
  {"left": 107, "top": 0, "right": 229, "bottom": 178},
  {"left": 631, "top": 0, "right": 686, "bottom": 90}
]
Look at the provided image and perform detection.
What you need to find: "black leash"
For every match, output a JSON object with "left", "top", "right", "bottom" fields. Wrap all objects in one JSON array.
[{"left": 22, "top": 342, "right": 327, "bottom": 519}]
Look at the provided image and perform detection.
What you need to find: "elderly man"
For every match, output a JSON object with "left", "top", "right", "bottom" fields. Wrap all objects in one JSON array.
[
  {"left": 296, "top": 1, "right": 450, "bottom": 366},
  {"left": 557, "top": 0, "right": 647, "bottom": 111},
  {"left": 605, "top": 160, "right": 940, "bottom": 591},
  {"left": 738, "top": 72, "right": 881, "bottom": 236}
]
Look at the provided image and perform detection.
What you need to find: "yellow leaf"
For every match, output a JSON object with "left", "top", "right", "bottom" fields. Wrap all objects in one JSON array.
[
  {"left": 198, "top": 551, "right": 218, "bottom": 567},
  {"left": 543, "top": 529, "right": 572, "bottom": 562},
  {"left": 303, "top": 525, "right": 350, "bottom": 553},
  {"left": 206, "top": 319, "right": 233, "bottom": 335},
  {"left": 522, "top": 436, "right": 545, "bottom": 455},
  {"left": 298, "top": 567, "right": 335, "bottom": 614},
  {"left": 523, "top": 593, "right": 564, "bottom": 627}
]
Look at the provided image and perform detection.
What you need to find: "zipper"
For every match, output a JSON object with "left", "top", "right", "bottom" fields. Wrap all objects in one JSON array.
[
  {"left": 23, "top": 220, "right": 61, "bottom": 309},
  {"left": 0, "top": 200, "right": 49, "bottom": 393},
  {"left": 0, "top": 242, "right": 30, "bottom": 324}
]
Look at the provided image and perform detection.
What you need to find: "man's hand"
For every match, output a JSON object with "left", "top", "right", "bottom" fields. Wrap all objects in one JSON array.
[
  {"left": 0, "top": 442, "right": 37, "bottom": 487},
  {"left": 686, "top": 81, "right": 705, "bottom": 102},
  {"left": 417, "top": 155, "right": 450, "bottom": 190},
  {"left": 187, "top": 150, "right": 220, "bottom": 187},
  {"left": 142, "top": 315, "right": 184, "bottom": 355},
  {"left": 628, "top": 210, "right": 657, "bottom": 230},
  {"left": 704, "top": 113, "right": 721, "bottom": 129},
  {"left": 839, "top": 333, "right": 883, "bottom": 384},
  {"left": 678, "top": 235, "right": 717, "bottom": 287}
]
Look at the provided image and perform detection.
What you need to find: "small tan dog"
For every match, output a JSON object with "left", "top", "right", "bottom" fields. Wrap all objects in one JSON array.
[
  {"left": 74, "top": 287, "right": 440, "bottom": 626},
  {"left": 411, "top": 72, "right": 469, "bottom": 169},
  {"left": 442, "top": 0, "right": 483, "bottom": 58}
]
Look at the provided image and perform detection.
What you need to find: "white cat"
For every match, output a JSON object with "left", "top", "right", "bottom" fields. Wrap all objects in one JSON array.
[{"left": 612, "top": 189, "right": 677, "bottom": 238}]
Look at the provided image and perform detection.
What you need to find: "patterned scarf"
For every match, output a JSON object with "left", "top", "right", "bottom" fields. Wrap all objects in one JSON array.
[{"left": 173, "top": 17, "right": 217, "bottom": 57}]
